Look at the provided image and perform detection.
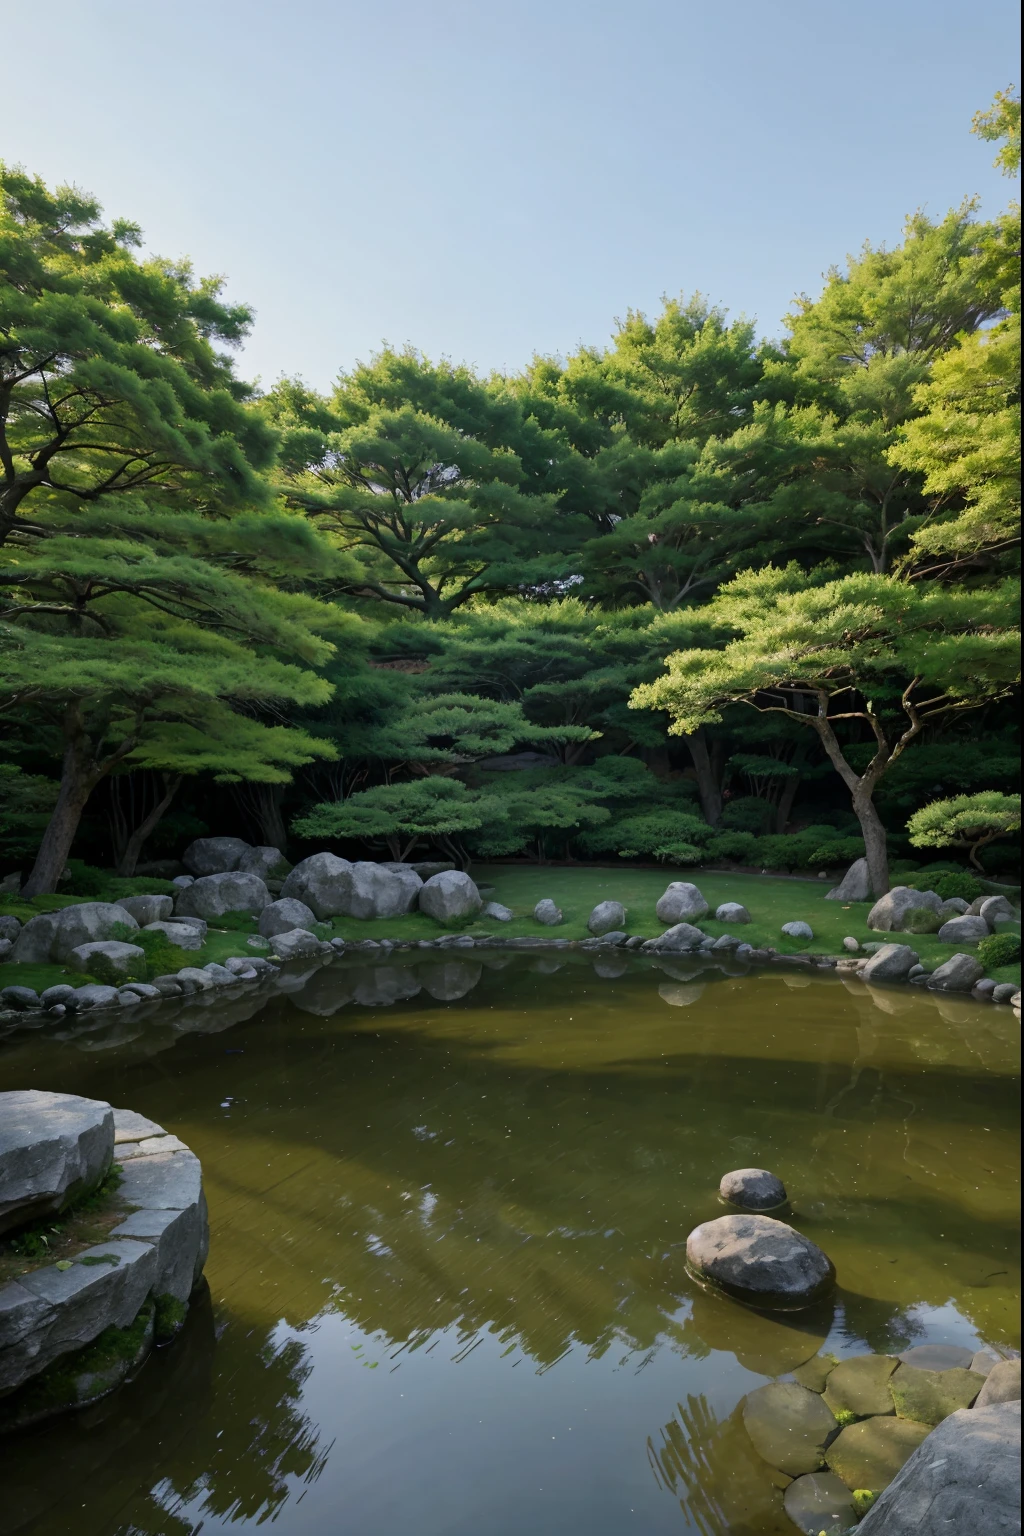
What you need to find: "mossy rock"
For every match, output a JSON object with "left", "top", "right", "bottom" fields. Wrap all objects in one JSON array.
[
  {"left": 824, "top": 1415, "right": 931, "bottom": 1491},
  {"left": 0, "top": 1300, "right": 154, "bottom": 1434},
  {"left": 822, "top": 1353, "right": 897, "bottom": 1419},
  {"left": 741, "top": 1382, "right": 838, "bottom": 1477},
  {"left": 889, "top": 1364, "right": 985, "bottom": 1425}
]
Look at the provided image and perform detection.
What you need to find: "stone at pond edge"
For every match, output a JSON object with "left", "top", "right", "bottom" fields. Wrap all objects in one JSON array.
[
  {"left": 783, "top": 1472, "right": 857, "bottom": 1535},
  {"left": 889, "top": 1364, "right": 984, "bottom": 1424},
  {"left": 825, "top": 1415, "right": 931, "bottom": 1490},
  {"left": 741, "top": 1381, "right": 838, "bottom": 1476},
  {"left": 926, "top": 952, "right": 984, "bottom": 992},
  {"left": 68, "top": 940, "right": 146, "bottom": 978},
  {"left": 644, "top": 922, "right": 705, "bottom": 953},
  {"left": 898, "top": 1342, "right": 975, "bottom": 1371},
  {"left": 258, "top": 897, "right": 317, "bottom": 937},
  {"left": 270, "top": 929, "right": 323, "bottom": 962},
  {"left": 685, "top": 1213, "right": 835, "bottom": 1310},
  {"left": 418, "top": 870, "right": 482, "bottom": 923},
  {"left": 860, "top": 943, "right": 918, "bottom": 983},
  {"left": 0, "top": 1090, "right": 114, "bottom": 1235},
  {"left": 822, "top": 1354, "right": 898, "bottom": 1418},
  {"left": 856, "top": 1401, "right": 1020, "bottom": 1534},
  {"left": 974, "top": 1358, "right": 1022, "bottom": 1407},
  {"left": 792, "top": 1353, "right": 839, "bottom": 1393},
  {"left": 719, "top": 1167, "right": 787, "bottom": 1211},
  {"left": 826, "top": 858, "right": 872, "bottom": 902}
]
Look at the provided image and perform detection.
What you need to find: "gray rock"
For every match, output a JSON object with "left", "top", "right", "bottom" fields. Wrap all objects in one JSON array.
[
  {"left": 258, "top": 897, "right": 317, "bottom": 937},
  {"left": 825, "top": 857, "right": 873, "bottom": 902},
  {"left": 0, "top": 1090, "right": 114, "bottom": 1235},
  {"left": 655, "top": 881, "right": 708, "bottom": 924},
  {"left": 992, "top": 982, "right": 1019, "bottom": 1004},
  {"left": 142, "top": 920, "right": 203, "bottom": 950},
  {"left": 842, "top": 936, "right": 860, "bottom": 952},
  {"left": 115, "top": 894, "right": 174, "bottom": 925},
  {"left": 39, "top": 984, "right": 77, "bottom": 1009},
  {"left": 116, "top": 988, "right": 142, "bottom": 1006},
  {"left": 867, "top": 886, "right": 943, "bottom": 934},
  {"left": 109, "top": 1202, "right": 206, "bottom": 1304},
  {"left": 418, "top": 961, "right": 483, "bottom": 1001},
  {"left": 534, "top": 899, "right": 563, "bottom": 926},
  {"left": 150, "top": 977, "right": 184, "bottom": 996},
  {"left": 783, "top": 1473, "right": 857, "bottom": 1535},
  {"left": 741, "top": 1381, "right": 838, "bottom": 1475},
  {"left": 166, "top": 914, "right": 207, "bottom": 937},
  {"left": 644, "top": 922, "right": 705, "bottom": 952},
  {"left": 175, "top": 871, "right": 270, "bottom": 920},
  {"left": 174, "top": 967, "right": 214, "bottom": 993},
  {"left": 0, "top": 937, "right": 12, "bottom": 962},
  {"left": 282, "top": 853, "right": 421, "bottom": 920},
  {"left": 68, "top": 940, "right": 146, "bottom": 978},
  {"left": 936, "top": 914, "right": 991, "bottom": 943},
  {"left": 237, "top": 845, "right": 291, "bottom": 886},
  {"left": 201, "top": 962, "right": 239, "bottom": 986},
  {"left": 714, "top": 902, "right": 751, "bottom": 923},
  {"left": 861, "top": 943, "right": 919, "bottom": 983},
  {"left": 781, "top": 920, "right": 814, "bottom": 941},
  {"left": 53, "top": 903, "right": 140, "bottom": 962},
  {"left": 182, "top": 836, "right": 251, "bottom": 876},
  {"left": 856, "top": 1401, "right": 1020, "bottom": 1533},
  {"left": 482, "top": 900, "right": 513, "bottom": 922},
  {"left": 825, "top": 1416, "right": 931, "bottom": 1493},
  {"left": 685, "top": 1213, "right": 834, "bottom": 1309},
  {"left": 246, "top": 934, "right": 271, "bottom": 950},
  {"left": 979, "top": 895, "right": 1018, "bottom": 925},
  {"left": 381, "top": 859, "right": 455, "bottom": 878},
  {"left": 269, "top": 929, "right": 323, "bottom": 962},
  {"left": 971, "top": 1350, "right": 1004, "bottom": 1378},
  {"left": 973, "top": 978, "right": 998, "bottom": 998},
  {"left": 118, "top": 981, "right": 162, "bottom": 1001},
  {"left": 588, "top": 900, "right": 627, "bottom": 935},
  {"left": 974, "top": 1359, "right": 1021, "bottom": 1408},
  {"left": 936, "top": 896, "right": 970, "bottom": 919},
  {"left": 890, "top": 1364, "right": 985, "bottom": 1424},
  {"left": 418, "top": 870, "right": 482, "bottom": 923},
  {"left": 73, "top": 984, "right": 123, "bottom": 1010},
  {"left": 711, "top": 933, "right": 743, "bottom": 950},
  {"left": 222, "top": 956, "right": 255, "bottom": 975},
  {"left": 823, "top": 1353, "right": 899, "bottom": 1418},
  {"left": 719, "top": 1167, "right": 787, "bottom": 1211},
  {"left": 171, "top": 875, "right": 194, "bottom": 890},
  {"left": 8, "top": 912, "right": 62, "bottom": 964},
  {"left": 908, "top": 963, "right": 926, "bottom": 978},
  {"left": 926, "top": 953, "right": 985, "bottom": 992},
  {"left": 1, "top": 985, "right": 41, "bottom": 1010},
  {"left": 0, "top": 914, "right": 21, "bottom": 942}
]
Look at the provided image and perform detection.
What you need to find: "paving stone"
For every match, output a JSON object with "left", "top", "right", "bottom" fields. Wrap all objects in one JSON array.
[
  {"left": 897, "top": 1343, "right": 975, "bottom": 1372},
  {"left": 741, "top": 1382, "right": 838, "bottom": 1475},
  {"left": 824, "top": 1415, "right": 932, "bottom": 1490},
  {"left": 783, "top": 1471, "right": 857, "bottom": 1534},
  {"left": 823, "top": 1354, "right": 898, "bottom": 1418}
]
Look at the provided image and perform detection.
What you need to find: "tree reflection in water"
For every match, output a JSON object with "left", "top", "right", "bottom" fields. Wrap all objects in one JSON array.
[{"left": 647, "top": 1394, "right": 791, "bottom": 1536}]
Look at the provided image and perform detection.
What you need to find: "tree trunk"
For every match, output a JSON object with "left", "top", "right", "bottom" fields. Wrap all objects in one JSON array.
[
  {"left": 852, "top": 788, "right": 890, "bottom": 897},
  {"left": 115, "top": 774, "right": 181, "bottom": 877},
  {"left": 773, "top": 744, "right": 808, "bottom": 833},
  {"left": 683, "top": 729, "right": 723, "bottom": 826},
  {"left": 22, "top": 716, "right": 100, "bottom": 897}
]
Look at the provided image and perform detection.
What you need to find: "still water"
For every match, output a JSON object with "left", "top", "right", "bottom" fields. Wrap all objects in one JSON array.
[{"left": 0, "top": 952, "right": 1019, "bottom": 1535}]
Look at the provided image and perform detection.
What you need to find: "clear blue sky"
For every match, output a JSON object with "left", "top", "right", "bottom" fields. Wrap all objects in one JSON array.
[{"left": 4, "top": 0, "right": 1018, "bottom": 390}]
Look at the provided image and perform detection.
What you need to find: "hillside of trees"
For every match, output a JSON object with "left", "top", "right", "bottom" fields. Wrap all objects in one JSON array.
[{"left": 1, "top": 92, "right": 1019, "bottom": 898}]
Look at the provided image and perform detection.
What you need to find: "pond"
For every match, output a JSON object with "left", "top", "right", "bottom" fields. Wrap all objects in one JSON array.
[{"left": 0, "top": 952, "right": 1019, "bottom": 1535}]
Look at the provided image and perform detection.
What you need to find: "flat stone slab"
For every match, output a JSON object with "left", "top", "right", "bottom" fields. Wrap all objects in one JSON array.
[
  {"left": 897, "top": 1343, "right": 975, "bottom": 1372},
  {"left": 111, "top": 1108, "right": 165, "bottom": 1144},
  {"left": 823, "top": 1353, "right": 898, "bottom": 1418},
  {"left": 783, "top": 1471, "right": 857, "bottom": 1534},
  {"left": 741, "top": 1381, "right": 838, "bottom": 1475},
  {"left": 889, "top": 1363, "right": 984, "bottom": 1424},
  {"left": 686, "top": 1213, "right": 835, "bottom": 1310},
  {"left": 825, "top": 1415, "right": 932, "bottom": 1490},
  {"left": 0, "top": 1091, "right": 114, "bottom": 1235},
  {"left": 792, "top": 1353, "right": 839, "bottom": 1392},
  {"left": 857, "top": 1402, "right": 1020, "bottom": 1534}
]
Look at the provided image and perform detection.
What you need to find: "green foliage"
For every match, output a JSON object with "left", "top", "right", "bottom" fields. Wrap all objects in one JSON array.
[
  {"left": 128, "top": 925, "right": 192, "bottom": 980},
  {"left": 907, "top": 792, "right": 1021, "bottom": 871},
  {"left": 211, "top": 909, "right": 260, "bottom": 932},
  {"left": 705, "top": 831, "right": 761, "bottom": 864},
  {"left": 0, "top": 765, "right": 58, "bottom": 861},
  {"left": 906, "top": 870, "right": 984, "bottom": 901},
  {"left": 154, "top": 1293, "right": 189, "bottom": 1342},
  {"left": 978, "top": 931, "right": 1021, "bottom": 969},
  {"left": 807, "top": 835, "right": 865, "bottom": 867},
  {"left": 86, "top": 949, "right": 146, "bottom": 986},
  {"left": 62, "top": 860, "right": 109, "bottom": 897},
  {"left": 720, "top": 797, "right": 775, "bottom": 833},
  {"left": 754, "top": 827, "right": 845, "bottom": 871}
]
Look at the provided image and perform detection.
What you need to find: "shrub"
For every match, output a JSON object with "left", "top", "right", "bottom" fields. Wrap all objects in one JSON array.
[
  {"left": 807, "top": 836, "right": 865, "bottom": 867},
  {"left": 62, "top": 860, "right": 109, "bottom": 897},
  {"left": 977, "top": 932, "right": 1021, "bottom": 970},
  {"left": 705, "top": 832, "right": 761, "bottom": 864},
  {"left": 86, "top": 949, "right": 146, "bottom": 986},
  {"left": 755, "top": 826, "right": 841, "bottom": 870},
  {"left": 125, "top": 926, "right": 193, "bottom": 980},
  {"left": 719, "top": 797, "right": 775, "bottom": 833},
  {"left": 906, "top": 871, "right": 983, "bottom": 902}
]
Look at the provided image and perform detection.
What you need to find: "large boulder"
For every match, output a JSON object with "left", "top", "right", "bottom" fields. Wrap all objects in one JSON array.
[
  {"left": 926, "top": 953, "right": 985, "bottom": 992},
  {"left": 719, "top": 1168, "right": 787, "bottom": 1211},
  {"left": 978, "top": 894, "right": 1018, "bottom": 924},
  {"left": 9, "top": 911, "right": 62, "bottom": 964},
  {"left": 644, "top": 922, "right": 705, "bottom": 952},
  {"left": 281, "top": 854, "right": 421, "bottom": 919},
  {"left": 237, "top": 845, "right": 291, "bottom": 886},
  {"left": 182, "top": 837, "right": 251, "bottom": 876},
  {"left": 115, "top": 894, "right": 174, "bottom": 926},
  {"left": 685, "top": 1213, "right": 835, "bottom": 1310},
  {"left": 175, "top": 872, "right": 270, "bottom": 920},
  {"left": 656, "top": 881, "right": 708, "bottom": 924},
  {"left": 258, "top": 897, "right": 317, "bottom": 937},
  {"left": 418, "top": 871, "right": 482, "bottom": 923},
  {"left": 67, "top": 941, "right": 147, "bottom": 980},
  {"left": 975, "top": 1359, "right": 1021, "bottom": 1407},
  {"left": 0, "top": 915, "right": 22, "bottom": 942},
  {"left": 268, "top": 929, "right": 323, "bottom": 962},
  {"left": 0, "top": 1090, "right": 114, "bottom": 1235},
  {"left": 587, "top": 900, "right": 626, "bottom": 935},
  {"left": 861, "top": 943, "right": 919, "bottom": 983},
  {"left": 857, "top": 1401, "right": 1020, "bottom": 1533},
  {"left": 825, "top": 857, "right": 873, "bottom": 902},
  {"left": 9, "top": 902, "right": 141, "bottom": 965},
  {"left": 936, "top": 914, "right": 991, "bottom": 943},
  {"left": 867, "top": 886, "right": 943, "bottom": 933}
]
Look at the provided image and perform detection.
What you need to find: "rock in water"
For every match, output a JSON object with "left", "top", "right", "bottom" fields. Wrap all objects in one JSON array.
[
  {"left": 685, "top": 1213, "right": 835, "bottom": 1309},
  {"left": 418, "top": 871, "right": 482, "bottom": 923},
  {"left": 825, "top": 1416, "right": 931, "bottom": 1490},
  {"left": 175, "top": 872, "right": 270, "bottom": 920},
  {"left": 823, "top": 1354, "right": 898, "bottom": 1418},
  {"left": 889, "top": 1364, "right": 985, "bottom": 1424},
  {"left": 860, "top": 943, "right": 919, "bottom": 983},
  {"left": 783, "top": 1472, "right": 857, "bottom": 1535},
  {"left": 925, "top": 953, "right": 985, "bottom": 992},
  {"left": 866, "top": 887, "right": 943, "bottom": 933},
  {"left": 856, "top": 1402, "right": 1020, "bottom": 1533},
  {"left": 534, "top": 899, "right": 563, "bottom": 925},
  {"left": 258, "top": 897, "right": 317, "bottom": 937},
  {"left": 587, "top": 900, "right": 626, "bottom": 935},
  {"left": 655, "top": 882, "right": 709, "bottom": 924},
  {"left": 897, "top": 1343, "right": 975, "bottom": 1371},
  {"left": 719, "top": 1167, "right": 787, "bottom": 1211},
  {"left": 182, "top": 836, "right": 251, "bottom": 875},
  {"left": 644, "top": 923, "right": 705, "bottom": 952},
  {"left": 825, "top": 857, "right": 872, "bottom": 902},
  {"left": 0, "top": 1091, "right": 114, "bottom": 1234},
  {"left": 418, "top": 962, "right": 483, "bottom": 1001},
  {"left": 975, "top": 1359, "right": 1022, "bottom": 1407},
  {"left": 715, "top": 902, "right": 751, "bottom": 923},
  {"left": 741, "top": 1381, "right": 838, "bottom": 1475}
]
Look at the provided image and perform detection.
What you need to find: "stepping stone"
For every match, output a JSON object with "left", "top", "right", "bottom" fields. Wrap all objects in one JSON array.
[
  {"left": 741, "top": 1382, "right": 838, "bottom": 1476},
  {"left": 825, "top": 1416, "right": 931, "bottom": 1490},
  {"left": 823, "top": 1354, "right": 898, "bottom": 1418},
  {"left": 719, "top": 1167, "right": 787, "bottom": 1211},
  {"left": 686, "top": 1213, "right": 835, "bottom": 1309},
  {"left": 783, "top": 1472, "right": 857, "bottom": 1534},
  {"left": 897, "top": 1343, "right": 975, "bottom": 1372},
  {"left": 792, "top": 1353, "right": 839, "bottom": 1393},
  {"left": 889, "top": 1364, "right": 984, "bottom": 1424}
]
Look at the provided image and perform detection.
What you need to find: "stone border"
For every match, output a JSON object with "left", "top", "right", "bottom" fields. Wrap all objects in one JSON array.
[{"left": 0, "top": 1108, "right": 208, "bottom": 1423}]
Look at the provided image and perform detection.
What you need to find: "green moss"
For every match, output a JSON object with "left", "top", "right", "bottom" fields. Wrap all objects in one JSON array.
[
  {"left": 154, "top": 1292, "right": 189, "bottom": 1341},
  {"left": 832, "top": 1407, "right": 860, "bottom": 1428},
  {"left": 852, "top": 1489, "right": 878, "bottom": 1516},
  {"left": 1, "top": 1165, "right": 124, "bottom": 1276},
  {"left": 0, "top": 1300, "right": 153, "bottom": 1429}
]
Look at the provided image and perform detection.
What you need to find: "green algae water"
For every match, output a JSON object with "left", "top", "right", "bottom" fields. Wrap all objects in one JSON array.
[{"left": 0, "top": 953, "right": 1018, "bottom": 1535}]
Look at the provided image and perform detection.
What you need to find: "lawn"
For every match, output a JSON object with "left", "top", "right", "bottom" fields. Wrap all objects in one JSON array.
[{"left": 1, "top": 865, "right": 1019, "bottom": 995}]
